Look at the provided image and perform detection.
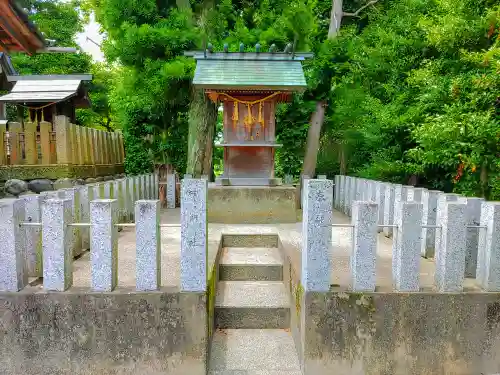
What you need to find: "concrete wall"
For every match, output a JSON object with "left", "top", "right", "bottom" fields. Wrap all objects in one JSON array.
[
  {"left": 301, "top": 292, "right": 500, "bottom": 375},
  {"left": 0, "top": 290, "right": 207, "bottom": 375}
]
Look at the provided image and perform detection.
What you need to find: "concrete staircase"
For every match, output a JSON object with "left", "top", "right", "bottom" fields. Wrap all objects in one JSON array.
[{"left": 209, "top": 243, "right": 302, "bottom": 375}]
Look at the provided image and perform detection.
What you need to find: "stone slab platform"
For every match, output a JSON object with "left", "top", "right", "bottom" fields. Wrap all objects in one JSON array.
[{"left": 208, "top": 185, "right": 297, "bottom": 224}]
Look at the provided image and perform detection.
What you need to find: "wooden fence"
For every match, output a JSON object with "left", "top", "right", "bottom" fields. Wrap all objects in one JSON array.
[{"left": 0, "top": 115, "right": 125, "bottom": 181}]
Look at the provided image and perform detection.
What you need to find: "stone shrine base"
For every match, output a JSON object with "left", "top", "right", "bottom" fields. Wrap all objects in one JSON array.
[{"left": 207, "top": 185, "right": 297, "bottom": 224}]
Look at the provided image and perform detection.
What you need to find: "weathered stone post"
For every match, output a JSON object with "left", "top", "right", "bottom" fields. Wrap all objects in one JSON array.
[
  {"left": 345, "top": 176, "right": 353, "bottom": 215},
  {"left": 317, "top": 174, "right": 327, "bottom": 179},
  {"left": 136, "top": 200, "right": 161, "bottom": 291},
  {"left": 42, "top": 199, "right": 72, "bottom": 291},
  {"left": 375, "top": 183, "right": 386, "bottom": 233},
  {"left": 181, "top": 179, "right": 207, "bottom": 291},
  {"left": 167, "top": 173, "right": 176, "bottom": 209},
  {"left": 61, "top": 187, "right": 82, "bottom": 257},
  {"left": 301, "top": 179, "right": 333, "bottom": 291},
  {"left": 337, "top": 175, "right": 344, "bottom": 212},
  {"left": 434, "top": 202, "right": 467, "bottom": 292},
  {"left": 284, "top": 174, "right": 293, "bottom": 185},
  {"left": 154, "top": 173, "right": 159, "bottom": 199},
  {"left": 434, "top": 193, "right": 460, "bottom": 264},
  {"left": 477, "top": 202, "right": 500, "bottom": 291},
  {"left": 41, "top": 190, "right": 65, "bottom": 199},
  {"left": 459, "top": 197, "right": 484, "bottom": 278},
  {"left": 348, "top": 177, "right": 357, "bottom": 216},
  {"left": 383, "top": 184, "right": 395, "bottom": 237},
  {"left": 411, "top": 187, "right": 426, "bottom": 202},
  {"left": 420, "top": 190, "right": 441, "bottom": 258},
  {"left": 355, "top": 178, "right": 363, "bottom": 204},
  {"left": 22, "top": 194, "right": 42, "bottom": 277},
  {"left": 77, "top": 185, "right": 90, "bottom": 250},
  {"left": 90, "top": 199, "right": 118, "bottom": 291},
  {"left": 0, "top": 199, "right": 27, "bottom": 291},
  {"left": 393, "top": 202, "right": 423, "bottom": 291},
  {"left": 351, "top": 201, "right": 378, "bottom": 292},
  {"left": 134, "top": 176, "right": 140, "bottom": 202},
  {"left": 126, "top": 177, "right": 134, "bottom": 220},
  {"left": 368, "top": 180, "right": 377, "bottom": 202},
  {"left": 150, "top": 174, "right": 155, "bottom": 199},
  {"left": 301, "top": 175, "right": 310, "bottom": 209}
]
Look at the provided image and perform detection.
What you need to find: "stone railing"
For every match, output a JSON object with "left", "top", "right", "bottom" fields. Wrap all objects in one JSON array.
[
  {"left": 301, "top": 176, "right": 499, "bottom": 293},
  {"left": 0, "top": 173, "right": 212, "bottom": 293}
]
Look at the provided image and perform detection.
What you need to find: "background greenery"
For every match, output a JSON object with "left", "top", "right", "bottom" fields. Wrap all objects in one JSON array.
[{"left": 6, "top": 0, "right": 500, "bottom": 198}]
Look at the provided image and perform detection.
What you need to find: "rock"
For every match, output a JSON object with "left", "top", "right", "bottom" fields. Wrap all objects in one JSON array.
[
  {"left": 5, "top": 179, "right": 28, "bottom": 196},
  {"left": 85, "top": 178, "right": 97, "bottom": 184},
  {"left": 54, "top": 178, "right": 74, "bottom": 190},
  {"left": 95, "top": 177, "right": 104, "bottom": 182},
  {"left": 28, "top": 179, "right": 54, "bottom": 194},
  {"left": 103, "top": 175, "right": 114, "bottom": 181},
  {"left": 75, "top": 179, "right": 85, "bottom": 185},
  {"left": 113, "top": 175, "right": 121, "bottom": 180}
]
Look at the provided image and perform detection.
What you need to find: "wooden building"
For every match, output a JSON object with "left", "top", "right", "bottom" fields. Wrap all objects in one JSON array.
[
  {"left": 187, "top": 47, "right": 311, "bottom": 186},
  {"left": 0, "top": 0, "right": 45, "bottom": 54},
  {"left": 0, "top": 74, "right": 92, "bottom": 124}
]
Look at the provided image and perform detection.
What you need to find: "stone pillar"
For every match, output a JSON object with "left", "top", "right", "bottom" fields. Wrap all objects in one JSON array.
[
  {"left": 301, "top": 179, "right": 334, "bottom": 292},
  {"left": 337, "top": 175, "right": 344, "bottom": 212},
  {"left": 421, "top": 190, "right": 441, "bottom": 258},
  {"left": 477, "top": 202, "right": 500, "bottom": 291},
  {"left": 114, "top": 179, "right": 124, "bottom": 222},
  {"left": 167, "top": 173, "right": 176, "bottom": 209},
  {"left": 79, "top": 185, "right": 91, "bottom": 250},
  {"left": 411, "top": 187, "right": 426, "bottom": 202},
  {"left": 136, "top": 200, "right": 161, "bottom": 291},
  {"left": 42, "top": 199, "right": 72, "bottom": 291},
  {"left": 317, "top": 175, "right": 327, "bottom": 179},
  {"left": 91, "top": 184, "right": 101, "bottom": 201},
  {"left": 125, "top": 178, "right": 134, "bottom": 221},
  {"left": 0, "top": 199, "right": 27, "bottom": 291},
  {"left": 201, "top": 174, "right": 209, "bottom": 181},
  {"left": 406, "top": 186, "right": 415, "bottom": 201},
  {"left": 393, "top": 185, "right": 407, "bottom": 215},
  {"left": 150, "top": 174, "right": 155, "bottom": 200},
  {"left": 368, "top": 180, "right": 377, "bottom": 202},
  {"left": 181, "top": 179, "right": 207, "bottom": 291},
  {"left": 434, "top": 193, "right": 460, "bottom": 265},
  {"left": 134, "top": 176, "right": 140, "bottom": 203},
  {"left": 355, "top": 178, "right": 363, "bottom": 203},
  {"left": 301, "top": 175, "right": 310, "bottom": 208},
  {"left": 383, "top": 184, "right": 395, "bottom": 237},
  {"left": 22, "top": 194, "right": 42, "bottom": 277},
  {"left": 61, "top": 187, "right": 82, "bottom": 257},
  {"left": 375, "top": 183, "right": 386, "bottom": 233},
  {"left": 345, "top": 176, "right": 353, "bottom": 215},
  {"left": 104, "top": 181, "right": 113, "bottom": 200},
  {"left": 348, "top": 177, "right": 357, "bottom": 217},
  {"left": 90, "top": 199, "right": 118, "bottom": 291},
  {"left": 184, "top": 174, "right": 193, "bottom": 179},
  {"left": 461, "top": 197, "right": 484, "bottom": 278},
  {"left": 284, "top": 175, "right": 293, "bottom": 185},
  {"left": 54, "top": 115, "right": 72, "bottom": 164},
  {"left": 24, "top": 121, "right": 38, "bottom": 164},
  {"left": 393, "top": 202, "right": 423, "bottom": 291},
  {"left": 434, "top": 202, "right": 467, "bottom": 292},
  {"left": 351, "top": 201, "right": 377, "bottom": 292},
  {"left": 155, "top": 173, "right": 159, "bottom": 199}
]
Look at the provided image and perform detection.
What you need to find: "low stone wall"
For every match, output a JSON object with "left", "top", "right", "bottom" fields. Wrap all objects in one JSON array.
[
  {"left": 299, "top": 291, "right": 500, "bottom": 375},
  {"left": 0, "top": 290, "right": 207, "bottom": 375}
]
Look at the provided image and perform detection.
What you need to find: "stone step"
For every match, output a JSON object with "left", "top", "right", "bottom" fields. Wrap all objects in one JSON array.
[
  {"left": 215, "top": 281, "right": 290, "bottom": 329},
  {"left": 219, "top": 247, "right": 283, "bottom": 281},
  {"left": 208, "top": 329, "right": 301, "bottom": 375}
]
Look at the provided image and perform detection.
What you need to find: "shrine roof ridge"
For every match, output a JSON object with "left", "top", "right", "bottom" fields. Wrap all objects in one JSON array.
[{"left": 184, "top": 51, "right": 314, "bottom": 61}]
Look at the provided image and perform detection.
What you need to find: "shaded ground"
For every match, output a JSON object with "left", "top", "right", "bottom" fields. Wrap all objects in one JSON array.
[{"left": 69, "top": 208, "right": 480, "bottom": 292}]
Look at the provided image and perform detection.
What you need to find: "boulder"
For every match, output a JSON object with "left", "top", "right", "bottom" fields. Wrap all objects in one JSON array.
[
  {"left": 28, "top": 179, "right": 54, "bottom": 194},
  {"left": 95, "top": 177, "right": 104, "bottom": 182},
  {"left": 85, "top": 178, "right": 97, "bottom": 184},
  {"left": 75, "top": 179, "right": 85, "bottom": 185},
  {"left": 5, "top": 179, "right": 28, "bottom": 197},
  {"left": 103, "top": 175, "right": 114, "bottom": 181}
]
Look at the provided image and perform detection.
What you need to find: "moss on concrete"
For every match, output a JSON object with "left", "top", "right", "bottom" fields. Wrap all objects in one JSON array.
[{"left": 0, "top": 164, "right": 124, "bottom": 182}]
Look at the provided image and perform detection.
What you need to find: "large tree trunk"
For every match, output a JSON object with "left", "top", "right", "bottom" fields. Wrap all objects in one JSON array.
[
  {"left": 202, "top": 119, "right": 216, "bottom": 178},
  {"left": 328, "top": 0, "right": 343, "bottom": 38},
  {"left": 186, "top": 89, "right": 218, "bottom": 177},
  {"left": 302, "top": 101, "right": 326, "bottom": 178}
]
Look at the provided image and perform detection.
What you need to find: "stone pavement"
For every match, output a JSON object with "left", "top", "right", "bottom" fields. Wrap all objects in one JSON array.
[{"left": 68, "top": 208, "right": 480, "bottom": 291}]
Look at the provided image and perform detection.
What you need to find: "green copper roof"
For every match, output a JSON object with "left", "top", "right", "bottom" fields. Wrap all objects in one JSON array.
[{"left": 190, "top": 53, "right": 308, "bottom": 91}]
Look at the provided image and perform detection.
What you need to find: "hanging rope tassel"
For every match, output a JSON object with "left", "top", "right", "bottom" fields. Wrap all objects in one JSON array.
[{"left": 232, "top": 101, "right": 239, "bottom": 131}]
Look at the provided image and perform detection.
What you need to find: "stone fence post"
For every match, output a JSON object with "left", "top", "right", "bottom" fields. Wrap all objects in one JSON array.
[
  {"left": 383, "top": 184, "right": 395, "bottom": 237},
  {"left": 375, "top": 183, "right": 386, "bottom": 233},
  {"left": 167, "top": 173, "right": 176, "bottom": 209},
  {"left": 136, "top": 200, "right": 161, "bottom": 291},
  {"left": 22, "top": 194, "right": 42, "bottom": 277},
  {"left": 393, "top": 202, "right": 423, "bottom": 291},
  {"left": 421, "top": 190, "right": 441, "bottom": 258},
  {"left": 181, "top": 179, "right": 207, "bottom": 291},
  {"left": 477, "top": 202, "right": 500, "bottom": 291},
  {"left": 301, "top": 179, "right": 333, "bottom": 292},
  {"left": 462, "top": 197, "right": 484, "bottom": 278},
  {"left": 351, "top": 201, "right": 377, "bottom": 292},
  {"left": 90, "top": 199, "right": 118, "bottom": 292},
  {"left": 42, "top": 199, "right": 72, "bottom": 291},
  {"left": 434, "top": 202, "right": 467, "bottom": 292},
  {"left": 0, "top": 199, "right": 27, "bottom": 291}
]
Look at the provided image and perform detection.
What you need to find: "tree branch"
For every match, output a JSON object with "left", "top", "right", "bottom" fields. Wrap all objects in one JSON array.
[{"left": 343, "top": 0, "right": 379, "bottom": 17}]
